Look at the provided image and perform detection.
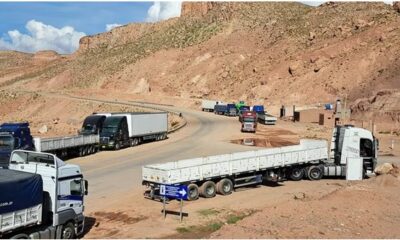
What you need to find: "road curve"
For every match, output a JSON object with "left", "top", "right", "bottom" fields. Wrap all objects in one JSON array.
[{"left": 65, "top": 99, "right": 256, "bottom": 211}]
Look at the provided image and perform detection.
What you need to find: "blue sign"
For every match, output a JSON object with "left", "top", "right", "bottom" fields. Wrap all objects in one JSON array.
[{"left": 160, "top": 184, "right": 188, "bottom": 200}]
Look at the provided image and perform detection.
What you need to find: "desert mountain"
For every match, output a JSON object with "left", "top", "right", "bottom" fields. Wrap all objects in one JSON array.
[{"left": 1, "top": 2, "right": 399, "bottom": 125}]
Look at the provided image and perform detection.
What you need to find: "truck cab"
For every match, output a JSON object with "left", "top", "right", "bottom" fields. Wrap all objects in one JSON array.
[
  {"left": 240, "top": 111, "right": 257, "bottom": 133},
  {"left": 99, "top": 116, "right": 129, "bottom": 150},
  {"left": 80, "top": 115, "right": 106, "bottom": 135},
  {"left": 2, "top": 150, "right": 88, "bottom": 239},
  {"left": 329, "top": 125, "right": 378, "bottom": 174},
  {"left": 0, "top": 123, "right": 34, "bottom": 168}
]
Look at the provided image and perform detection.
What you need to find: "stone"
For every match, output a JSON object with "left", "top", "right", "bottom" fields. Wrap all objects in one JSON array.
[
  {"left": 293, "top": 192, "right": 306, "bottom": 200},
  {"left": 309, "top": 31, "right": 316, "bottom": 41},
  {"left": 374, "top": 163, "right": 394, "bottom": 175},
  {"left": 38, "top": 125, "right": 48, "bottom": 134}
]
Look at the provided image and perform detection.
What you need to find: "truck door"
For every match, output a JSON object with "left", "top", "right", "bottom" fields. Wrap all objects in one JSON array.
[{"left": 57, "top": 177, "right": 85, "bottom": 215}]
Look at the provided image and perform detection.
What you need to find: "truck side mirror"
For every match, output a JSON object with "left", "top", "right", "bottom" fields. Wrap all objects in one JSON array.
[{"left": 84, "top": 180, "right": 89, "bottom": 195}]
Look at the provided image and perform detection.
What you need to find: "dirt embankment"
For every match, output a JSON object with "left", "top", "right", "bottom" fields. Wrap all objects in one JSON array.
[
  {"left": 0, "top": 90, "right": 182, "bottom": 137},
  {"left": 211, "top": 171, "right": 400, "bottom": 239}
]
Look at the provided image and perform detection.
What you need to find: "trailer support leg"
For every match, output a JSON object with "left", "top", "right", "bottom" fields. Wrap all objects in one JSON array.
[{"left": 180, "top": 199, "right": 183, "bottom": 223}]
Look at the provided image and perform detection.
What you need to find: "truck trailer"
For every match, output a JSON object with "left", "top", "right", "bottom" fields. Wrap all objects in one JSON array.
[
  {"left": 99, "top": 112, "right": 168, "bottom": 150},
  {"left": 201, "top": 100, "right": 224, "bottom": 112},
  {"left": 142, "top": 125, "right": 377, "bottom": 201},
  {"left": 0, "top": 150, "right": 88, "bottom": 239},
  {"left": 0, "top": 117, "right": 105, "bottom": 167},
  {"left": 258, "top": 113, "right": 278, "bottom": 125}
]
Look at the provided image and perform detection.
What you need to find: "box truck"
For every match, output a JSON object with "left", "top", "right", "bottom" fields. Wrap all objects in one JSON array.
[{"left": 201, "top": 100, "right": 224, "bottom": 112}]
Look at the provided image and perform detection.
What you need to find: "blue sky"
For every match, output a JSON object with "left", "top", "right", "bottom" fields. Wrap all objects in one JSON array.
[
  {"left": 0, "top": 2, "right": 152, "bottom": 36},
  {"left": 0, "top": 1, "right": 182, "bottom": 53}
]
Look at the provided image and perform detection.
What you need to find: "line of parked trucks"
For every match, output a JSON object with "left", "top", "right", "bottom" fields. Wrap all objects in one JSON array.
[
  {"left": 0, "top": 112, "right": 168, "bottom": 168},
  {"left": 201, "top": 99, "right": 277, "bottom": 133},
  {"left": 0, "top": 111, "right": 169, "bottom": 239},
  {"left": 0, "top": 104, "right": 381, "bottom": 239}
]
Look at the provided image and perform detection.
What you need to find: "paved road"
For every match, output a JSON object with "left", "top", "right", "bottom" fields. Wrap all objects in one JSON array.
[{"left": 69, "top": 103, "right": 255, "bottom": 210}]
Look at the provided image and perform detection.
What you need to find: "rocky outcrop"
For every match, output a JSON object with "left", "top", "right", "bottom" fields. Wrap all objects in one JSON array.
[
  {"left": 394, "top": 2, "right": 400, "bottom": 13},
  {"left": 181, "top": 2, "right": 215, "bottom": 17}
]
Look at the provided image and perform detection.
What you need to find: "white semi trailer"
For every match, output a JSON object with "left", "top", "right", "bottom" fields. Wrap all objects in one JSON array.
[
  {"left": 0, "top": 150, "right": 88, "bottom": 239},
  {"left": 201, "top": 100, "right": 225, "bottom": 112},
  {"left": 99, "top": 112, "right": 168, "bottom": 150},
  {"left": 142, "top": 125, "right": 377, "bottom": 200}
]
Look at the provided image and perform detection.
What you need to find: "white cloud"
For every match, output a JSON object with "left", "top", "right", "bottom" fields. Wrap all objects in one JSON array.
[
  {"left": 146, "top": 1, "right": 182, "bottom": 22},
  {"left": 106, "top": 23, "right": 122, "bottom": 31},
  {"left": 0, "top": 20, "right": 86, "bottom": 54}
]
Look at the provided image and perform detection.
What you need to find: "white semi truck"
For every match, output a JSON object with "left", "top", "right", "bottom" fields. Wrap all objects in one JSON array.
[
  {"left": 0, "top": 150, "right": 88, "bottom": 239},
  {"left": 142, "top": 125, "right": 377, "bottom": 200},
  {"left": 201, "top": 100, "right": 225, "bottom": 112}
]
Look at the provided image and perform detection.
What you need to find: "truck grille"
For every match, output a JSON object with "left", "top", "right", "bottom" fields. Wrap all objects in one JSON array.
[{"left": 100, "top": 137, "right": 109, "bottom": 144}]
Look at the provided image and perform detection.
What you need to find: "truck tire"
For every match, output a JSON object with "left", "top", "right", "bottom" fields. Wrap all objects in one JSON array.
[
  {"left": 289, "top": 167, "right": 305, "bottom": 181},
  {"left": 132, "top": 138, "right": 139, "bottom": 146},
  {"left": 199, "top": 181, "right": 216, "bottom": 198},
  {"left": 78, "top": 147, "right": 84, "bottom": 157},
  {"left": 61, "top": 222, "right": 75, "bottom": 239},
  {"left": 114, "top": 142, "right": 120, "bottom": 150},
  {"left": 307, "top": 165, "right": 323, "bottom": 180},
  {"left": 10, "top": 233, "right": 29, "bottom": 239},
  {"left": 216, "top": 178, "right": 233, "bottom": 195},
  {"left": 187, "top": 183, "right": 199, "bottom": 201}
]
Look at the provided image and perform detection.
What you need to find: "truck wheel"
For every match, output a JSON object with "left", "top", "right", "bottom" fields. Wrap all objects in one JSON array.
[
  {"left": 62, "top": 222, "right": 75, "bottom": 239},
  {"left": 199, "top": 181, "right": 216, "bottom": 198},
  {"left": 132, "top": 138, "right": 139, "bottom": 146},
  {"left": 187, "top": 184, "right": 199, "bottom": 201},
  {"left": 114, "top": 142, "right": 120, "bottom": 150},
  {"left": 78, "top": 147, "right": 84, "bottom": 157},
  {"left": 307, "top": 165, "right": 323, "bottom": 180},
  {"left": 289, "top": 167, "right": 305, "bottom": 181},
  {"left": 10, "top": 233, "right": 29, "bottom": 239},
  {"left": 216, "top": 178, "right": 233, "bottom": 195}
]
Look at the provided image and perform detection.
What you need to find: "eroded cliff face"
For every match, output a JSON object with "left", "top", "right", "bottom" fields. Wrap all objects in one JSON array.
[{"left": 1, "top": 2, "right": 400, "bottom": 127}]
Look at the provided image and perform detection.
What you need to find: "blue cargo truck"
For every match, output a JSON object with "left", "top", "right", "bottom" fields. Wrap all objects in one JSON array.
[
  {"left": 0, "top": 123, "right": 34, "bottom": 167},
  {"left": 226, "top": 104, "right": 237, "bottom": 116},
  {"left": 252, "top": 105, "right": 265, "bottom": 114},
  {"left": 214, "top": 104, "right": 228, "bottom": 115}
]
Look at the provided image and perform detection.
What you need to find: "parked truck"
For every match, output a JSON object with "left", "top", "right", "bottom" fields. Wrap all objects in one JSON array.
[
  {"left": 226, "top": 104, "right": 237, "bottom": 116},
  {"left": 214, "top": 104, "right": 228, "bottom": 115},
  {"left": 142, "top": 125, "right": 377, "bottom": 201},
  {"left": 258, "top": 113, "right": 278, "bottom": 125},
  {"left": 201, "top": 100, "right": 224, "bottom": 112},
  {"left": 0, "top": 150, "right": 88, "bottom": 239},
  {"left": 239, "top": 111, "right": 257, "bottom": 133},
  {"left": 0, "top": 116, "right": 106, "bottom": 167},
  {"left": 99, "top": 112, "right": 168, "bottom": 150}
]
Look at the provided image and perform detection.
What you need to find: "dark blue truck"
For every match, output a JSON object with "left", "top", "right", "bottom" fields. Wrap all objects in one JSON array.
[{"left": 0, "top": 123, "right": 33, "bottom": 167}]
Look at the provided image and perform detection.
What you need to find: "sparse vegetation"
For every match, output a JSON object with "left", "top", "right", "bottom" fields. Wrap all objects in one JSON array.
[{"left": 197, "top": 208, "right": 220, "bottom": 217}]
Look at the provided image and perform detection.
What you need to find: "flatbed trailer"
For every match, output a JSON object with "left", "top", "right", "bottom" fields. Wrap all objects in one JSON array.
[
  {"left": 34, "top": 134, "right": 99, "bottom": 157},
  {"left": 143, "top": 139, "right": 328, "bottom": 200},
  {"left": 142, "top": 125, "right": 378, "bottom": 201}
]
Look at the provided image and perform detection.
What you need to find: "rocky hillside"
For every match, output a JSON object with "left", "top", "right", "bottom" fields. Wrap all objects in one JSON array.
[{"left": 0, "top": 2, "right": 399, "bottom": 123}]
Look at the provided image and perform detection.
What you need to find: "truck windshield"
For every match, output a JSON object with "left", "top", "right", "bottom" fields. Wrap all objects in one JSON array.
[
  {"left": 0, "top": 136, "right": 14, "bottom": 150},
  {"left": 102, "top": 126, "right": 117, "bottom": 134},
  {"left": 243, "top": 117, "right": 255, "bottom": 122},
  {"left": 81, "top": 125, "right": 95, "bottom": 134}
]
